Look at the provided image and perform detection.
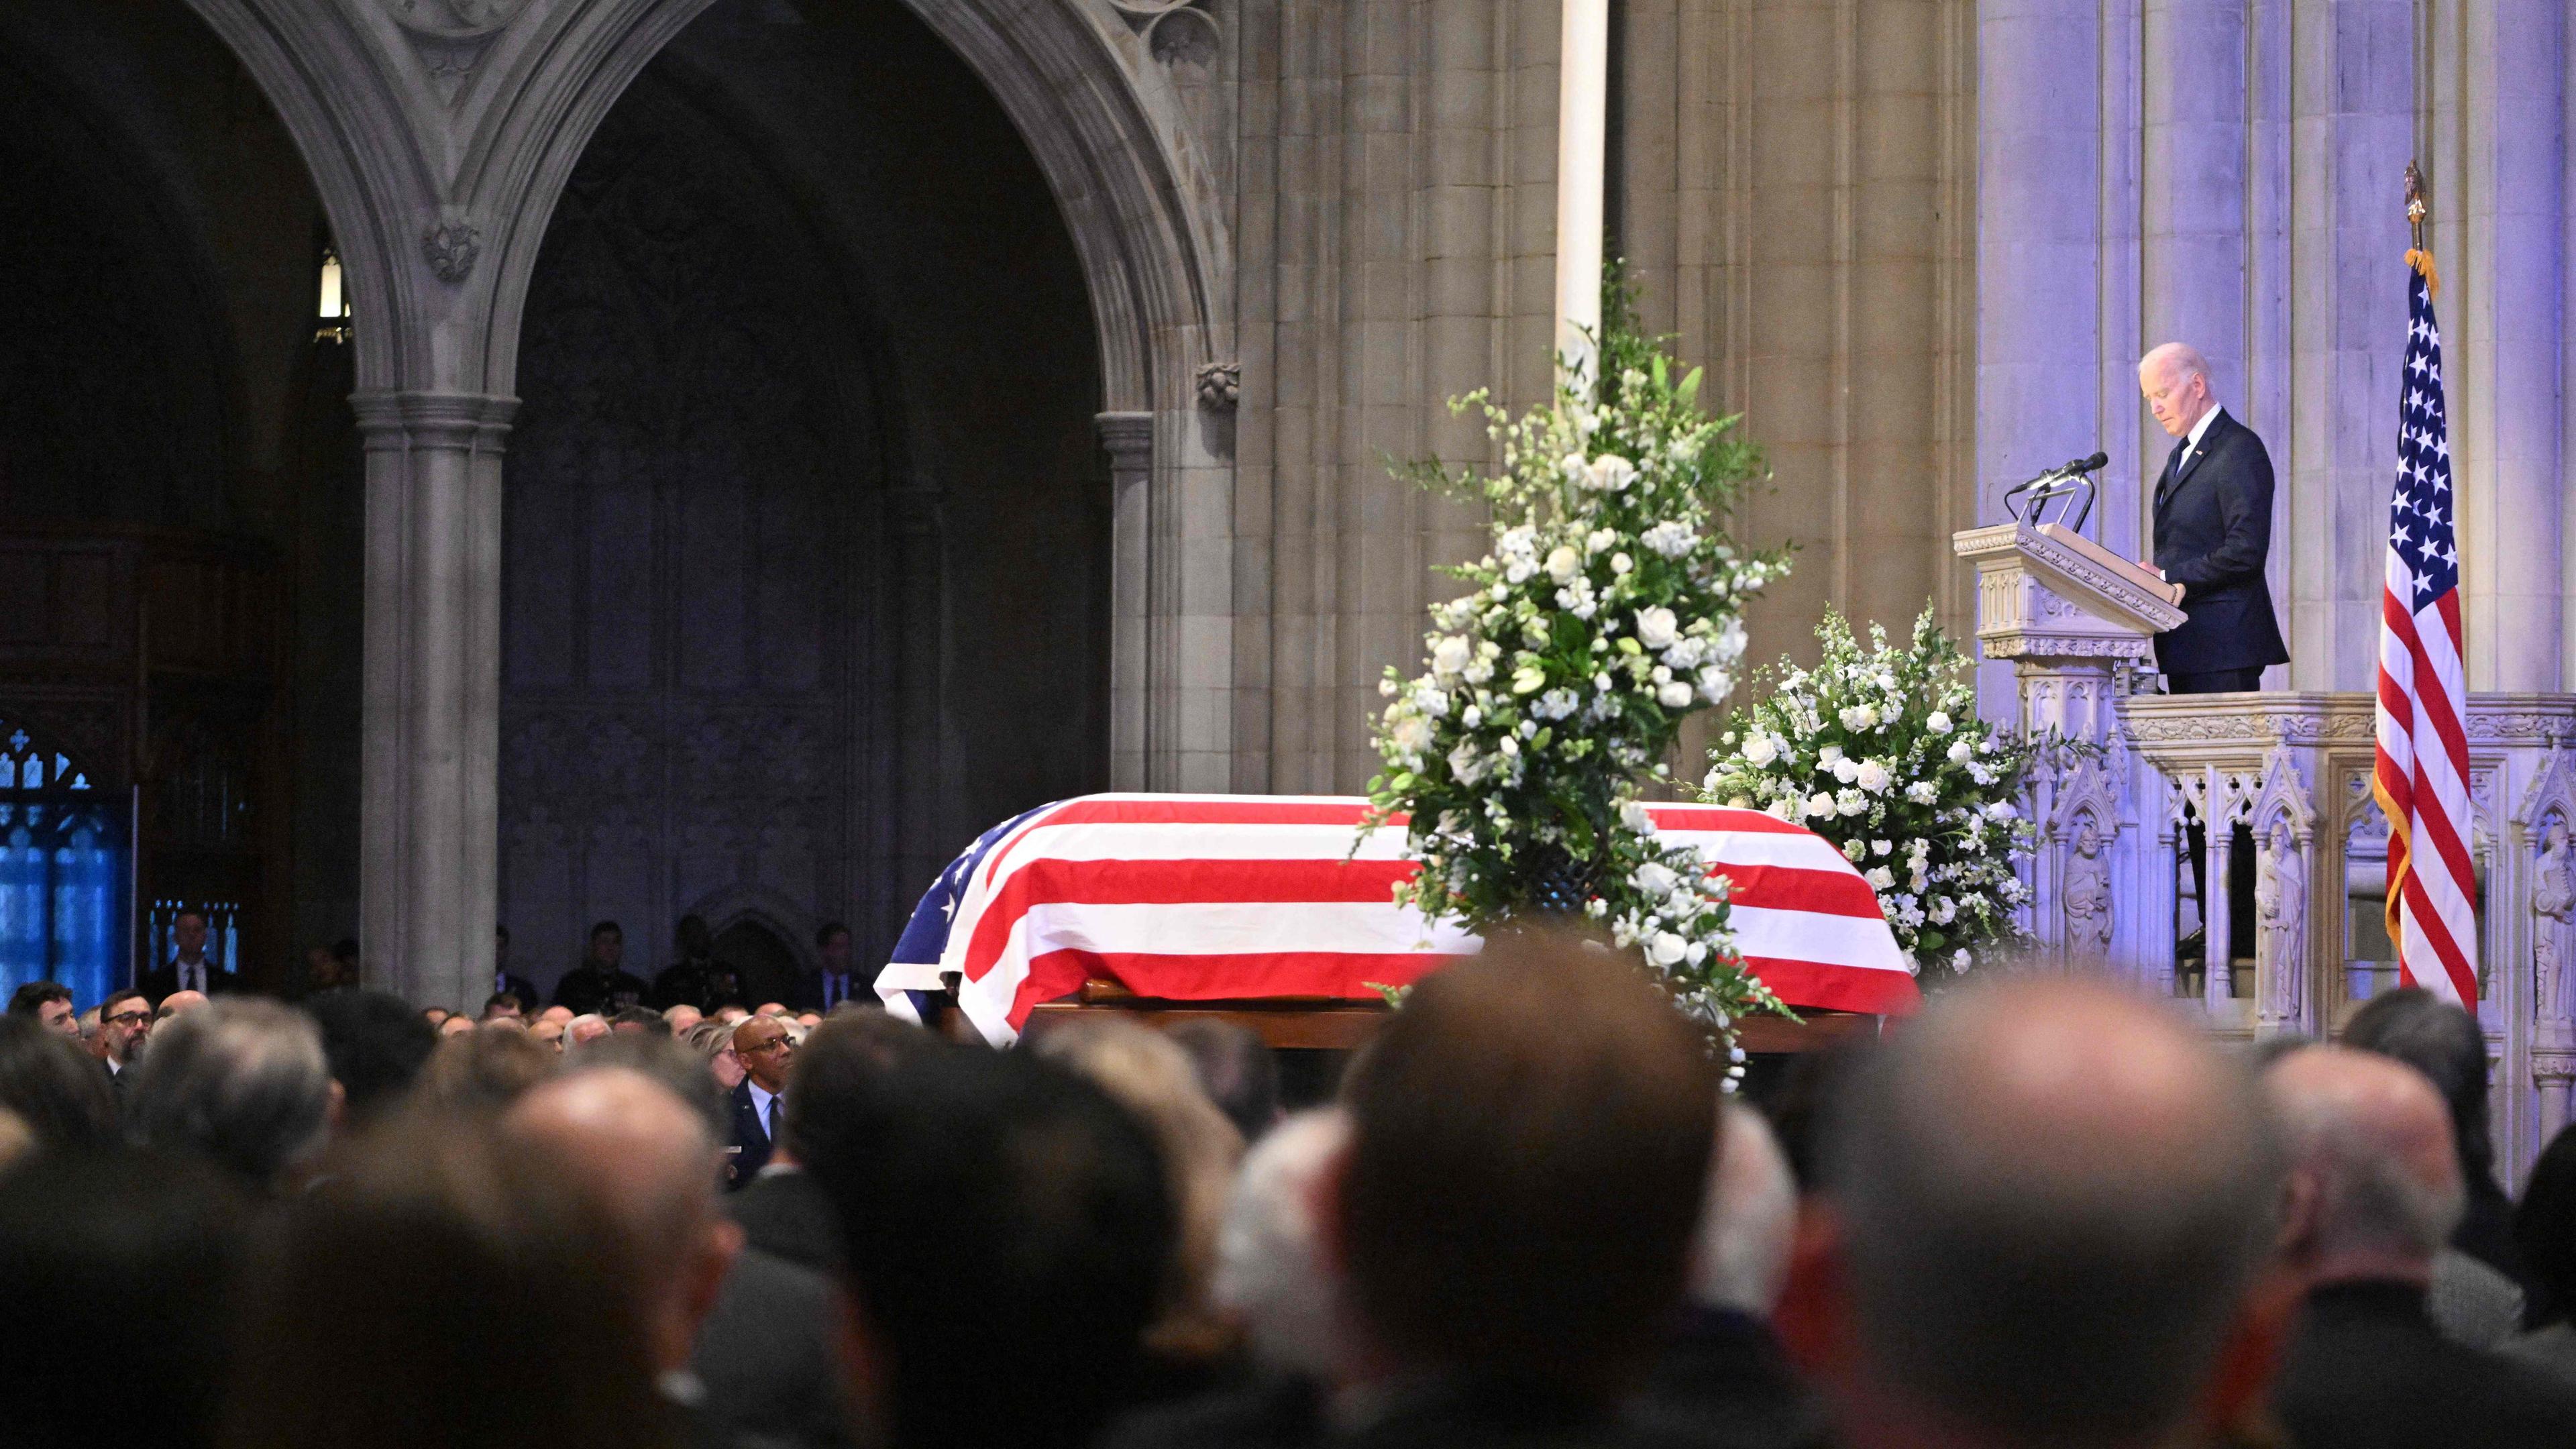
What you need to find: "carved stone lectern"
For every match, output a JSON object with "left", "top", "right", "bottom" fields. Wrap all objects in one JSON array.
[{"left": 1953, "top": 520, "right": 2186, "bottom": 973}]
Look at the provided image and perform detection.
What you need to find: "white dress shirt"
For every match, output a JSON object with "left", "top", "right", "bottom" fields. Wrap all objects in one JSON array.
[{"left": 748, "top": 1080, "right": 784, "bottom": 1142}]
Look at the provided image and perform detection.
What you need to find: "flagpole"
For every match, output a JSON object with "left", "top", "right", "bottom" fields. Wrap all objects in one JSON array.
[{"left": 1554, "top": 0, "right": 1609, "bottom": 398}]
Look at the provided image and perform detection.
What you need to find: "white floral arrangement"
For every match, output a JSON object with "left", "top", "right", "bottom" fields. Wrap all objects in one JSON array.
[
  {"left": 1364, "top": 299, "right": 1791, "bottom": 1044},
  {"left": 1701, "top": 606, "right": 2035, "bottom": 976}
]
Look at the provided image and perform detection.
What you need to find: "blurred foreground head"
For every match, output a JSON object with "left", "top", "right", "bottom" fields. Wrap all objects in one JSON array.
[
  {"left": 1785, "top": 979, "right": 2288, "bottom": 1449},
  {"left": 1334, "top": 934, "right": 1719, "bottom": 1400},
  {"left": 1213, "top": 1107, "right": 1353, "bottom": 1380},
  {"left": 221, "top": 1110, "right": 680, "bottom": 1449},
  {"left": 806, "top": 1046, "right": 1171, "bottom": 1449},
  {"left": 129, "top": 998, "right": 336, "bottom": 1190},
  {"left": 0, "top": 1150, "right": 248, "bottom": 1449},
  {"left": 2261, "top": 1045, "right": 2461, "bottom": 1283}
]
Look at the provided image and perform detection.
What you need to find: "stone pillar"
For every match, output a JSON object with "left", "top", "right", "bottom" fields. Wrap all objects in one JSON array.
[
  {"left": 2539, "top": 1052, "right": 2576, "bottom": 1147},
  {"left": 2202, "top": 767, "right": 2237, "bottom": 1007},
  {"left": 1099, "top": 412, "right": 1155, "bottom": 791},
  {"left": 350, "top": 392, "right": 515, "bottom": 1007}
]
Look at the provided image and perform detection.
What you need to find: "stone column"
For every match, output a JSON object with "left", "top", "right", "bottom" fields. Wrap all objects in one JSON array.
[
  {"left": 2203, "top": 768, "right": 2237, "bottom": 1007},
  {"left": 350, "top": 393, "right": 514, "bottom": 1006},
  {"left": 1100, "top": 412, "right": 1156, "bottom": 791}
]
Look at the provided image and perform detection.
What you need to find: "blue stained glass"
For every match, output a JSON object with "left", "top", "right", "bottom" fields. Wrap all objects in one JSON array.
[{"left": 0, "top": 717, "right": 127, "bottom": 1011}]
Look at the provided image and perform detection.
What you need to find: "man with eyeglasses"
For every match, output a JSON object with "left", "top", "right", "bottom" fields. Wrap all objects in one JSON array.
[
  {"left": 724, "top": 1017, "right": 796, "bottom": 1191},
  {"left": 90, "top": 989, "right": 152, "bottom": 1107}
]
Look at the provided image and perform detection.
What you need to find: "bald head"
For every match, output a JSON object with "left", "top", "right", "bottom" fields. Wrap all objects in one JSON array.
[
  {"left": 1820, "top": 980, "right": 2282, "bottom": 1448},
  {"left": 2139, "top": 343, "right": 2217, "bottom": 438},
  {"left": 2262, "top": 1046, "right": 2461, "bottom": 1276},
  {"left": 504, "top": 1068, "right": 738, "bottom": 1371}
]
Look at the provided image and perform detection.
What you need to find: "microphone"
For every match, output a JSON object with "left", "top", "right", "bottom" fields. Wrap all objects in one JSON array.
[
  {"left": 2005, "top": 451, "right": 2110, "bottom": 531},
  {"left": 2057, "top": 451, "right": 2110, "bottom": 475}
]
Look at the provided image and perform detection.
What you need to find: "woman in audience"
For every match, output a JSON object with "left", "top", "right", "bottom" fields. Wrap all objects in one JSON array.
[
  {"left": 1032, "top": 1016, "right": 1246, "bottom": 1375},
  {"left": 687, "top": 1018, "right": 746, "bottom": 1090}
]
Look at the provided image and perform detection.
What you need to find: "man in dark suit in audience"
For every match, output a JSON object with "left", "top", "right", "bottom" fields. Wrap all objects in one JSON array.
[
  {"left": 88, "top": 989, "right": 151, "bottom": 1110},
  {"left": 777, "top": 922, "right": 866, "bottom": 1015},
  {"left": 724, "top": 1015, "right": 796, "bottom": 1191},
  {"left": 2263, "top": 1046, "right": 2576, "bottom": 1446},
  {"left": 489, "top": 925, "right": 540, "bottom": 1016},
  {"left": 551, "top": 920, "right": 648, "bottom": 1017},
  {"left": 729, "top": 1011, "right": 936, "bottom": 1269},
  {"left": 138, "top": 911, "right": 239, "bottom": 1006}
]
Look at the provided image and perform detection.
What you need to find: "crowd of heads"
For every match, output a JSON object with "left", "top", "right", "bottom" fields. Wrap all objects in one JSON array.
[{"left": 7, "top": 942, "right": 2576, "bottom": 1449}]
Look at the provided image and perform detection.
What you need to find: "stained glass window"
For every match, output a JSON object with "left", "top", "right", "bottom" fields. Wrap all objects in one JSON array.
[{"left": 0, "top": 721, "right": 126, "bottom": 1010}]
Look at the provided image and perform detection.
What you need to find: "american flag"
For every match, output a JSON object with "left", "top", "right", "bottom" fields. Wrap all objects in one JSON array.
[
  {"left": 2373, "top": 262, "right": 2479, "bottom": 1008},
  {"left": 875, "top": 794, "right": 1917, "bottom": 1045}
]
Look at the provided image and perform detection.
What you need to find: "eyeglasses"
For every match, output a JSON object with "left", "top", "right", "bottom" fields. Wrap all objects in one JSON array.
[
  {"left": 102, "top": 1010, "right": 150, "bottom": 1027},
  {"left": 741, "top": 1036, "right": 793, "bottom": 1057}
]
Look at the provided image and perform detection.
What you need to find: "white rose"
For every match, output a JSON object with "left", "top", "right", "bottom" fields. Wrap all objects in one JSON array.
[
  {"left": 1635, "top": 606, "right": 1680, "bottom": 649},
  {"left": 1831, "top": 757, "right": 1860, "bottom": 784},
  {"left": 1697, "top": 667, "right": 1733, "bottom": 704},
  {"left": 1648, "top": 930, "right": 1689, "bottom": 967},
  {"left": 1985, "top": 800, "right": 2017, "bottom": 820},
  {"left": 1741, "top": 733, "right": 1778, "bottom": 767},
  {"left": 1431, "top": 635, "right": 1472, "bottom": 677},
  {"left": 1925, "top": 710, "right": 1953, "bottom": 735},
  {"left": 1390, "top": 714, "right": 1434, "bottom": 757},
  {"left": 1714, "top": 618, "right": 1748, "bottom": 664},
  {"left": 1818, "top": 745, "right": 1845, "bottom": 765},
  {"left": 1657, "top": 680, "right": 1695, "bottom": 709},
  {"left": 1633, "top": 861, "right": 1679, "bottom": 897},
  {"left": 1946, "top": 739, "right": 1974, "bottom": 765},
  {"left": 1587, "top": 454, "right": 1638, "bottom": 492},
  {"left": 1855, "top": 759, "right": 1891, "bottom": 794},
  {"left": 1806, "top": 792, "right": 1837, "bottom": 819},
  {"left": 1546, "top": 545, "right": 1583, "bottom": 583},
  {"left": 1953, "top": 949, "right": 1972, "bottom": 971},
  {"left": 1839, "top": 704, "right": 1878, "bottom": 731},
  {"left": 1929, "top": 898, "right": 1956, "bottom": 924},
  {"left": 1865, "top": 866, "right": 1896, "bottom": 890},
  {"left": 1766, "top": 800, "right": 1795, "bottom": 821},
  {"left": 1872, "top": 839, "right": 1892, "bottom": 857},
  {"left": 1611, "top": 552, "right": 1633, "bottom": 576},
  {"left": 1621, "top": 799, "right": 1658, "bottom": 835}
]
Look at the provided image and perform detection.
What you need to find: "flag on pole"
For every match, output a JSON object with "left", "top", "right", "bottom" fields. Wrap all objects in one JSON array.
[{"left": 2373, "top": 239, "right": 2478, "bottom": 1008}]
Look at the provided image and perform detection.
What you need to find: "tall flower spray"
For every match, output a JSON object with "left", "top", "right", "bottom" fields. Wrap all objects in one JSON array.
[{"left": 1364, "top": 291, "right": 1792, "bottom": 1038}]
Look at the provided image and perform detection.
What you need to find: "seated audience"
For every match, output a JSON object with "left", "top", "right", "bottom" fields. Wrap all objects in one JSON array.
[
  {"left": 610, "top": 1007, "right": 664, "bottom": 1034},
  {"left": 1034, "top": 1017, "right": 1246, "bottom": 1370},
  {"left": 419, "top": 1024, "right": 560, "bottom": 1116},
  {"left": 1165, "top": 1018, "right": 1282, "bottom": 1143},
  {"left": 307, "top": 989, "right": 440, "bottom": 1128},
  {"left": 6, "top": 980, "right": 78, "bottom": 1036},
  {"left": 219, "top": 1109, "right": 684, "bottom": 1449},
  {"left": 805, "top": 1045, "right": 1173, "bottom": 1449},
  {"left": 663, "top": 1003, "right": 704, "bottom": 1036},
  {"left": 480, "top": 993, "right": 523, "bottom": 1023},
  {"left": 2263, "top": 1046, "right": 2576, "bottom": 1446},
  {"left": 127, "top": 998, "right": 336, "bottom": 1191},
  {"left": 0, "top": 1014, "right": 119, "bottom": 1150},
  {"left": 553, "top": 920, "right": 649, "bottom": 1016},
  {"left": 2343, "top": 987, "right": 2532, "bottom": 1297},
  {"left": 491, "top": 924, "right": 541, "bottom": 1015},
  {"left": 1778, "top": 979, "right": 2292, "bottom": 1449},
  {"left": 1639, "top": 1103, "right": 1820, "bottom": 1449},
  {"left": 0, "top": 1149, "right": 250, "bottom": 1449},
  {"left": 2506, "top": 1120, "right": 2576, "bottom": 1388},
  {"left": 732, "top": 1010, "right": 938, "bottom": 1272},
  {"left": 1328, "top": 936, "right": 1717, "bottom": 1446},
  {"left": 687, "top": 1018, "right": 746, "bottom": 1089},
  {"left": 652, "top": 915, "right": 745, "bottom": 1014}
]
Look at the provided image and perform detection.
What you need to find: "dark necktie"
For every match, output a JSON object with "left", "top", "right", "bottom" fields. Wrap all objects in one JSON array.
[
  {"left": 824, "top": 973, "right": 843, "bottom": 1008},
  {"left": 765, "top": 1095, "right": 782, "bottom": 1143},
  {"left": 2162, "top": 437, "right": 2188, "bottom": 495}
]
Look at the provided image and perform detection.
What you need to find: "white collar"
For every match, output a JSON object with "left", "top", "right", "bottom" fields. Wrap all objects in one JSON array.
[
  {"left": 747, "top": 1079, "right": 783, "bottom": 1123},
  {"left": 2185, "top": 405, "right": 2222, "bottom": 454}
]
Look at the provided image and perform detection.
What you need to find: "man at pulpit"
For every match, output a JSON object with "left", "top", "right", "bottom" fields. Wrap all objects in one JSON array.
[{"left": 2139, "top": 341, "right": 2290, "bottom": 693}]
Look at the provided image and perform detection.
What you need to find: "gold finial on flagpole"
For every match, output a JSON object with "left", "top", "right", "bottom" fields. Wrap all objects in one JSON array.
[{"left": 2404, "top": 162, "right": 2439, "bottom": 297}]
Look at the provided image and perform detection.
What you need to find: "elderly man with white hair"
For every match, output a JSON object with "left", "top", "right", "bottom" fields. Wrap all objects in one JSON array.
[
  {"left": 2263, "top": 1046, "right": 2576, "bottom": 1446},
  {"left": 2136, "top": 341, "right": 2288, "bottom": 694}
]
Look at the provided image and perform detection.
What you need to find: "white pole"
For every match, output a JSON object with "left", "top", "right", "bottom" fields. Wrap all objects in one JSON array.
[{"left": 1554, "top": 0, "right": 1609, "bottom": 397}]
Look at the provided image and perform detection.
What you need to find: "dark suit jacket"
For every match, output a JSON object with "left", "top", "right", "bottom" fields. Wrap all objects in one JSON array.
[
  {"left": 690, "top": 1246, "right": 853, "bottom": 1449},
  {"left": 490, "top": 971, "right": 541, "bottom": 1016},
  {"left": 2273, "top": 1279, "right": 2576, "bottom": 1448},
  {"left": 726, "top": 1167, "right": 842, "bottom": 1273},
  {"left": 550, "top": 965, "right": 649, "bottom": 1016},
  {"left": 136, "top": 962, "right": 240, "bottom": 1007},
  {"left": 653, "top": 959, "right": 746, "bottom": 1014},
  {"left": 2151, "top": 409, "right": 2291, "bottom": 676},
  {"left": 1634, "top": 1307, "right": 1826, "bottom": 1449},
  {"left": 725, "top": 1079, "right": 780, "bottom": 1191}
]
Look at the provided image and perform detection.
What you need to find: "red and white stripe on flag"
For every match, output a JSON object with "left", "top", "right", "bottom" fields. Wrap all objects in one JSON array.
[
  {"left": 878, "top": 794, "right": 1917, "bottom": 1046},
  {"left": 2374, "top": 262, "right": 2479, "bottom": 1008}
]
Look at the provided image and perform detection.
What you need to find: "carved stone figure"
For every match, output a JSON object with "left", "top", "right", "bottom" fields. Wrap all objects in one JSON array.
[
  {"left": 2061, "top": 819, "right": 2112, "bottom": 954},
  {"left": 2255, "top": 819, "right": 2306, "bottom": 1024},
  {"left": 2534, "top": 820, "right": 2575, "bottom": 1020}
]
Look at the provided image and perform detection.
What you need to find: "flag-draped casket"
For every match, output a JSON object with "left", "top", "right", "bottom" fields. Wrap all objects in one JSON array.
[{"left": 875, "top": 794, "right": 1918, "bottom": 1046}]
